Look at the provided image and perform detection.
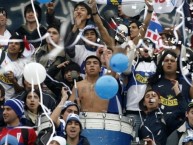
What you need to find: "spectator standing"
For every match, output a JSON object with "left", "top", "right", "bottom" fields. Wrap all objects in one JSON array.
[
  {"left": 45, "top": 61, "right": 82, "bottom": 98},
  {"left": 122, "top": 39, "right": 157, "bottom": 141},
  {"left": 0, "top": 98, "right": 37, "bottom": 145},
  {"left": 15, "top": 77, "right": 57, "bottom": 112},
  {"left": 35, "top": 24, "right": 67, "bottom": 72},
  {"left": 15, "top": 3, "right": 47, "bottom": 48},
  {"left": 138, "top": 85, "right": 186, "bottom": 145},
  {"left": 178, "top": 102, "right": 193, "bottom": 145},
  {"left": 0, "top": 7, "right": 11, "bottom": 49},
  {"left": 69, "top": 55, "right": 109, "bottom": 112},
  {"left": 0, "top": 34, "right": 26, "bottom": 100},
  {"left": 148, "top": 50, "right": 193, "bottom": 112},
  {"left": 65, "top": 113, "right": 90, "bottom": 145},
  {"left": 22, "top": 90, "right": 46, "bottom": 128},
  {"left": 50, "top": 88, "right": 79, "bottom": 137},
  {"left": 69, "top": 25, "right": 101, "bottom": 77},
  {"left": 46, "top": 2, "right": 92, "bottom": 46}
]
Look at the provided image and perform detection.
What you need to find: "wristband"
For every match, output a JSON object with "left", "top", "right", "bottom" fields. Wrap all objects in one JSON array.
[
  {"left": 92, "top": 12, "right": 98, "bottom": 15},
  {"left": 147, "top": 10, "right": 153, "bottom": 13}
]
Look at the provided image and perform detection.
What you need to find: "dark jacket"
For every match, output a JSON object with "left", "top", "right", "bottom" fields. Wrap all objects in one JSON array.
[
  {"left": 14, "top": 24, "right": 47, "bottom": 48},
  {"left": 0, "top": 99, "right": 5, "bottom": 127},
  {"left": 77, "top": 136, "right": 90, "bottom": 145},
  {"left": 15, "top": 90, "right": 57, "bottom": 111},
  {"left": 139, "top": 93, "right": 187, "bottom": 145}
]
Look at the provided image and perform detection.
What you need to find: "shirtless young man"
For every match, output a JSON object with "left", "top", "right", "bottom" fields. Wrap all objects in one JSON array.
[{"left": 69, "top": 55, "right": 109, "bottom": 112}]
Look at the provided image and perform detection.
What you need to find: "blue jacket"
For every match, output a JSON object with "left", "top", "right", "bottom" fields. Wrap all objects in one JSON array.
[{"left": 139, "top": 93, "right": 187, "bottom": 145}]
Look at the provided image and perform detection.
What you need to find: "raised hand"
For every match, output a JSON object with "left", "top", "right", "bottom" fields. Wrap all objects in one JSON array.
[{"left": 46, "top": 2, "right": 55, "bottom": 14}]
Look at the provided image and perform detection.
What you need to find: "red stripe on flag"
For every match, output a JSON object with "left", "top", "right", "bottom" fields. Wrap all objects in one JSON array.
[
  {"left": 153, "top": 34, "right": 158, "bottom": 41},
  {"left": 147, "top": 31, "right": 151, "bottom": 37}
]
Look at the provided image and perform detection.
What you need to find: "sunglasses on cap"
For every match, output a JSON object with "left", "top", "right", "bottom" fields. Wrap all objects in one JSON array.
[{"left": 188, "top": 102, "right": 193, "bottom": 108}]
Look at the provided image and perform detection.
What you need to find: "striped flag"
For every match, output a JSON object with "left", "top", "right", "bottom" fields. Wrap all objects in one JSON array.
[{"left": 145, "top": 12, "right": 163, "bottom": 43}]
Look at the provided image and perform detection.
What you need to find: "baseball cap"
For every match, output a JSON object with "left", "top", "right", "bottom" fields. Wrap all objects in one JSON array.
[
  {"left": 61, "top": 101, "right": 80, "bottom": 115},
  {"left": 83, "top": 24, "right": 99, "bottom": 38},
  {"left": 187, "top": 102, "right": 193, "bottom": 112},
  {"left": 51, "top": 136, "right": 66, "bottom": 145},
  {"left": 65, "top": 113, "right": 82, "bottom": 130}
]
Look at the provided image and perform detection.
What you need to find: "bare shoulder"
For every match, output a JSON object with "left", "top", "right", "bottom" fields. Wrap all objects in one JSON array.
[{"left": 77, "top": 79, "right": 88, "bottom": 86}]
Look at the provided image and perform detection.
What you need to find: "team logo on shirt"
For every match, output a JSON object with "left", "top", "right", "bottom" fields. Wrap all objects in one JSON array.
[
  {"left": 160, "top": 95, "right": 178, "bottom": 106},
  {"left": 135, "top": 74, "right": 148, "bottom": 84},
  {"left": 0, "top": 74, "right": 13, "bottom": 85}
]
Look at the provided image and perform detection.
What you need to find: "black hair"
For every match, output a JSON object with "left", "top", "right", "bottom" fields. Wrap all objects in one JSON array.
[
  {"left": 129, "top": 20, "right": 142, "bottom": 29},
  {"left": 148, "top": 50, "right": 180, "bottom": 86},
  {"left": 24, "top": 3, "right": 42, "bottom": 22},
  {"left": 8, "top": 34, "right": 25, "bottom": 58},
  {"left": 23, "top": 89, "right": 42, "bottom": 113},
  {"left": 47, "top": 24, "right": 61, "bottom": 33},
  {"left": 0, "top": 7, "right": 7, "bottom": 18},
  {"left": 61, "top": 61, "right": 81, "bottom": 74},
  {"left": 74, "top": 2, "right": 92, "bottom": 16},
  {"left": 139, "top": 89, "right": 161, "bottom": 111},
  {"left": 85, "top": 55, "right": 102, "bottom": 67}
]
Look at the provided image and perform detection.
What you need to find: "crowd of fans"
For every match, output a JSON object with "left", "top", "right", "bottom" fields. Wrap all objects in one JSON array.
[{"left": 0, "top": 0, "right": 193, "bottom": 145}]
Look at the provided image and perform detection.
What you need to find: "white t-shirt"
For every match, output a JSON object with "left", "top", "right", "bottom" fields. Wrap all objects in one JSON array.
[
  {"left": 72, "top": 45, "right": 97, "bottom": 78},
  {"left": 0, "top": 50, "right": 30, "bottom": 100},
  {"left": 126, "top": 61, "right": 156, "bottom": 111},
  {"left": 0, "top": 29, "right": 11, "bottom": 46}
]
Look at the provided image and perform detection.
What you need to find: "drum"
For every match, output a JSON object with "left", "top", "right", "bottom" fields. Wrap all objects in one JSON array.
[{"left": 79, "top": 112, "right": 135, "bottom": 145}]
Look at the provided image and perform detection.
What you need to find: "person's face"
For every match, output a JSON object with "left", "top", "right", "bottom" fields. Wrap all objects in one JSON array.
[
  {"left": 139, "top": 48, "right": 150, "bottom": 58},
  {"left": 25, "top": 9, "right": 38, "bottom": 23},
  {"left": 7, "top": 41, "right": 22, "bottom": 55},
  {"left": 186, "top": 108, "right": 193, "bottom": 127},
  {"left": 26, "top": 91, "right": 40, "bottom": 113},
  {"left": 64, "top": 70, "right": 79, "bottom": 82},
  {"left": 66, "top": 120, "right": 81, "bottom": 139},
  {"left": 129, "top": 23, "right": 139, "bottom": 39},
  {"left": 61, "top": 106, "right": 79, "bottom": 121},
  {"left": 3, "top": 106, "right": 18, "bottom": 124},
  {"left": 162, "top": 54, "right": 177, "bottom": 75},
  {"left": 23, "top": 79, "right": 39, "bottom": 91},
  {"left": 46, "top": 27, "right": 60, "bottom": 45},
  {"left": 100, "top": 48, "right": 113, "bottom": 65},
  {"left": 84, "top": 29, "right": 97, "bottom": 45},
  {"left": 0, "top": 12, "right": 7, "bottom": 27},
  {"left": 161, "top": 34, "right": 169, "bottom": 46},
  {"left": 49, "top": 141, "right": 60, "bottom": 145},
  {"left": 160, "top": 34, "right": 175, "bottom": 47},
  {"left": 117, "top": 5, "right": 124, "bottom": 17},
  {"left": 143, "top": 91, "right": 160, "bottom": 112},
  {"left": 73, "top": 5, "right": 90, "bottom": 21},
  {"left": 139, "top": 41, "right": 154, "bottom": 58},
  {"left": 85, "top": 58, "right": 101, "bottom": 76}
]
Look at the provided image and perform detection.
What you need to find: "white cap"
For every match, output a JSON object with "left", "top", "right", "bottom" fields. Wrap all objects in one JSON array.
[
  {"left": 51, "top": 136, "right": 66, "bottom": 145},
  {"left": 117, "top": 24, "right": 128, "bottom": 35}
]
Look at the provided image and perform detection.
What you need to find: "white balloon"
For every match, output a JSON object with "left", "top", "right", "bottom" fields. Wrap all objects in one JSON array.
[
  {"left": 23, "top": 62, "right": 46, "bottom": 85},
  {"left": 121, "top": 2, "right": 145, "bottom": 17}
]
